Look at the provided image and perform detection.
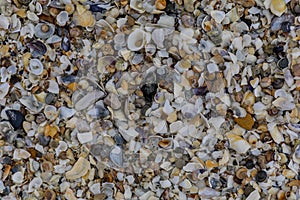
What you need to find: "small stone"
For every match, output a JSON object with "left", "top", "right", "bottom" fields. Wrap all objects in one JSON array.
[
  {"left": 77, "top": 132, "right": 93, "bottom": 144},
  {"left": 104, "top": 93, "right": 121, "bottom": 110},
  {"left": 5, "top": 110, "right": 24, "bottom": 130},
  {"left": 255, "top": 170, "right": 267, "bottom": 182},
  {"left": 90, "top": 183, "right": 101, "bottom": 195},
  {"left": 141, "top": 84, "right": 158, "bottom": 102},
  {"left": 45, "top": 93, "right": 56, "bottom": 104},
  {"left": 12, "top": 172, "right": 24, "bottom": 184},
  {"left": 234, "top": 113, "right": 254, "bottom": 130}
]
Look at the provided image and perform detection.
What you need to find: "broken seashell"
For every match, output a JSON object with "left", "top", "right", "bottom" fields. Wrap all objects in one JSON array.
[
  {"left": 270, "top": 0, "right": 286, "bottom": 17},
  {"left": 74, "top": 91, "right": 105, "bottom": 111},
  {"left": 0, "top": 82, "right": 9, "bottom": 99},
  {"left": 127, "top": 29, "right": 150, "bottom": 51},
  {"left": 226, "top": 133, "right": 251, "bottom": 154},
  {"left": 130, "top": 0, "right": 145, "bottom": 13},
  {"left": 210, "top": 10, "right": 225, "bottom": 24},
  {"left": 66, "top": 157, "right": 90, "bottom": 180},
  {"left": 110, "top": 146, "right": 123, "bottom": 167},
  {"left": 56, "top": 11, "right": 69, "bottom": 26},
  {"left": 152, "top": 29, "right": 164, "bottom": 49},
  {"left": 29, "top": 59, "right": 44, "bottom": 75},
  {"left": 34, "top": 23, "right": 55, "bottom": 39}
]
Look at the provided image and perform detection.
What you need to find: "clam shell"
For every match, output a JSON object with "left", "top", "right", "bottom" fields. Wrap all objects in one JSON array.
[
  {"left": 130, "top": 0, "right": 145, "bottom": 13},
  {"left": 127, "top": 29, "right": 150, "bottom": 51},
  {"left": 56, "top": 11, "right": 69, "bottom": 26},
  {"left": 270, "top": 0, "right": 286, "bottom": 17},
  {"left": 34, "top": 23, "right": 55, "bottom": 39},
  {"left": 29, "top": 59, "right": 44, "bottom": 75},
  {"left": 65, "top": 157, "right": 90, "bottom": 180},
  {"left": 152, "top": 28, "right": 164, "bottom": 49}
]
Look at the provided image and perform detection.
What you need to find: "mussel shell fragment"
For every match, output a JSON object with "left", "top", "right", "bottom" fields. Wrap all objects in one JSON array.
[
  {"left": 27, "top": 40, "right": 47, "bottom": 57},
  {"left": 5, "top": 110, "right": 24, "bottom": 130}
]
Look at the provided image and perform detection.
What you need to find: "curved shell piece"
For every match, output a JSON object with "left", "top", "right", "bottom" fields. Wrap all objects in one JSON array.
[
  {"left": 29, "top": 59, "right": 44, "bottom": 75},
  {"left": 66, "top": 157, "right": 90, "bottom": 180},
  {"left": 56, "top": 11, "right": 69, "bottom": 26},
  {"left": 0, "top": 82, "right": 9, "bottom": 99},
  {"left": 270, "top": 0, "right": 286, "bottom": 17},
  {"left": 226, "top": 133, "right": 251, "bottom": 154},
  {"left": 130, "top": 0, "right": 145, "bottom": 13},
  {"left": 44, "top": 105, "right": 58, "bottom": 121},
  {"left": 34, "top": 23, "right": 55, "bottom": 39},
  {"left": 127, "top": 29, "right": 150, "bottom": 51},
  {"left": 292, "top": 144, "right": 300, "bottom": 164},
  {"left": 97, "top": 56, "right": 116, "bottom": 73},
  {"left": 152, "top": 29, "right": 164, "bottom": 49}
]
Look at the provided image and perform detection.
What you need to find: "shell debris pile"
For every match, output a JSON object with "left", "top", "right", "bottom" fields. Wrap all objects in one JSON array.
[{"left": 0, "top": 0, "right": 300, "bottom": 199}]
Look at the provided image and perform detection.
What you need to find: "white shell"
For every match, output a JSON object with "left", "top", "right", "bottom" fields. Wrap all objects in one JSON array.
[
  {"left": 0, "top": 15, "right": 9, "bottom": 29},
  {"left": 47, "top": 80, "right": 60, "bottom": 94},
  {"left": 292, "top": 144, "right": 300, "bottom": 164},
  {"left": 210, "top": 10, "right": 225, "bottom": 24},
  {"left": 246, "top": 190, "right": 260, "bottom": 200},
  {"left": 44, "top": 105, "right": 58, "bottom": 121},
  {"left": 59, "top": 106, "right": 76, "bottom": 120},
  {"left": 226, "top": 133, "right": 251, "bottom": 154},
  {"left": 130, "top": 0, "right": 145, "bottom": 13},
  {"left": 152, "top": 29, "right": 164, "bottom": 49},
  {"left": 0, "top": 82, "right": 9, "bottom": 99},
  {"left": 154, "top": 120, "right": 168, "bottom": 134},
  {"left": 268, "top": 123, "right": 284, "bottom": 144},
  {"left": 127, "top": 29, "right": 150, "bottom": 51},
  {"left": 56, "top": 11, "right": 69, "bottom": 26},
  {"left": 29, "top": 59, "right": 44, "bottom": 75}
]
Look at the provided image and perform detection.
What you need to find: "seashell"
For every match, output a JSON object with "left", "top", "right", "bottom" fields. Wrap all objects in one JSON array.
[
  {"left": 198, "top": 188, "right": 220, "bottom": 198},
  {"left": 77, "top": 132, "right": 93, "bottom": 144},
  {"left": 96, "top": 19, "right": 114, "bottom": 33},
  {"left": 61, "top": 36, "right": 70, "bottom": 51},
  {"left": 74, "top": 90, "right": 105, "bottom": 111},
  {"left": 66, "top": 157, "right": 90, "bottom": 180},
  {"left": 292, "top": 144, "right": 300, "bottom": 164},
  {"left": 181, "top": 14, "right": 194, "bottom": 27},
  {"left": 272, "top": 97, "right": 295, "bottom": 111},
  {"left": 5, "top": 110, "right": 24, "bottom": 130},
  {"left": 28, "top": 177, "right": 43, "bottom": 193},
  {"left": 127, "top": 29, "right": 150, "bottom": 51},
  {"left": 46, "top": 35, "right": 62, "bottom": 44},
  {"left": 27, "top": 40, "right": 47, "bottom": 57},
  {"left": 34, "top": 23, "right": 55, "bottom": 39},
  {"left": 29, "top": 59, "right": 44, "bottom": 75},
  {"left": 270, "top": 0, "right": 286, "bottom": 17},
  {"left": 0, "top": 15, "right": 10, "bottom": 30},
  {"left": 47, "top": 80, "right": 59, "bottom": 94},
  {"left": 184, "top": 0, "right": 194, "bottom": 12},
  {"left": 130, "top": 0, "right": 145, "bottom": 13},
  {"left": 110, "top": 145, "right": 123, "bottom": 167},
  {"left": 97, "top": 56, "right": 116, "bottom": 73},
  {"left": 114, "top": 33, "right": 126, "bottom": 46},
  {"left": 246, "top": 190, "right": 260, "bottom": 200},
  {"left": 219, "top": 150, "right": 230, "bottom": 165},
  {"left": 158, "top": 15, "right": 175, "bottom": 27},
  {"left": 271, "top": 14, "right": 294, "bottom": 31},
  {"left": 152, "top": 29, "right": 164, "bottom": 49},
  {"left": 268, "top": 123, "right": 284, "bottom": 144},
  {"left": 73, "top": 8, "right": 95, "bottom": 27},
  {"left": 44, "top": 105, "right": 58, "bottom": 121},
  {"left": 155, "top": 0, "right": 166, "bottom": 10},
  {"left": 210, "top": 10, "right": 225, "bottom": 24},
  {"left": 59, "top": 107, "right": 76, "bottom": 120},
  {"left": 12, "top": 172, "right": 24, "bottom": 184},
  {"left": 13, "top": 149, "right": 31, "bottom": 160},
  {"left": 0, "top": 82, "right": 9, "bottom": 99},
  {"left": 226, "top": 133, "right": 251, "bottom": 154},
  {"left": 19, "top": 95, "right": 44, "bottom": 114}
]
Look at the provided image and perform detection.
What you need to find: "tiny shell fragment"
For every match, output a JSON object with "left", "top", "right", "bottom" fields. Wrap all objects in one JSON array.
[{"left": 66, "top": 157, "right": 90, "bottom": 180}]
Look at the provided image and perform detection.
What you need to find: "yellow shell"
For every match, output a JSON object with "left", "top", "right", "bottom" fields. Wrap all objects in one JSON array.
[{"left": 270, "top": 0, "right": 286, "bottom": 17}]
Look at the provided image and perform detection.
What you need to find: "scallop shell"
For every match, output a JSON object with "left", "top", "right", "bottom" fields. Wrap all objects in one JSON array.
[
  {"left": 0, "top": 82, "right": 9, "bottom": 99},
  {"left": 56, "top": 11, "right": 69, "bottom": 26},
  {"left": 270, "top": 0, "right": 286, "bottom": 17},
  {"left": 65, "top": 157, "right": 90, "bottom": 180},
  {"left": 130, "top": 0, "right": 145, "bottom": 13},
  {"left": 34, "top": 23, "right": 55, "bottom": 39},
  {"left": 29, "top": 59, "right": 44, "bottom": 75},
  {"left": 127, "top": 29, "right": 150, "bottom": 51},
  {"left": 152, "top": 29, "right": 164, "bottom": 49}
]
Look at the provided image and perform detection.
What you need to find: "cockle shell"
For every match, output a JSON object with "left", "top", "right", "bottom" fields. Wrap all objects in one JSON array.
[
  {"left": 66, "top": 157, "right": 90, "bottom": 180},
  {"left": 34, "top": 23, "right": 55, "bottom": 39},
  {"left": 28, "top": 59, "right": 44, "bottom": 75},
  {"left": 127, "top": 29, "right": 150, "bottom": 51}
]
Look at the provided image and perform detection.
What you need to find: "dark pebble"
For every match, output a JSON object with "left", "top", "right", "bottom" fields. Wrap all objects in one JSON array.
[
  {"left": 192, "top": 86, "right": 208, "bottom": 96},
  {"left": 38, "top": 134, "right": 50, "bottom": 146},
  {"left": 141, "top": 83, "right": 158, "bottom": 102},
  {"left": 90, "top": 144, "right": 103, "bottom": 156},
  {"left": 114, "top": 134, "right": 125, "bottom": 146},
  {"left": 61, "top": 36, "right": 70, "bottom": 51},
  {"left": 45, "top": 93, "right": 55, "bottom": 104},
  {"left": 89, "top": 4, "right": 107, "bottom": 12},
  {"left": 273, "top": 46, "right": 284, "bottom": 54},
  {"left": 281, "top": 21, "right": 291, "bottom": 33},
  {"left": 255, "top": 170, "right": 267, "bottom": 182},
  {"left": 277, "top": 57, "right": 289, "bottom": 69},
  {"left": 2, "top": 157, "right": 12, "bottom": 165},
  {"left": 5, "top": 110, "right": 24, "bottom": 130},
  {"left": 244, "top": 184, "right": 255, "bottom": 197},
  {"left": 97, "top": 105, "right": 110, "bottom": 118},
  {"left": 245, "top": 160, "right": 255, "bottom": 169},
  {"left": 11, "top": 164, "right": 22, "bottom": 173}
]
